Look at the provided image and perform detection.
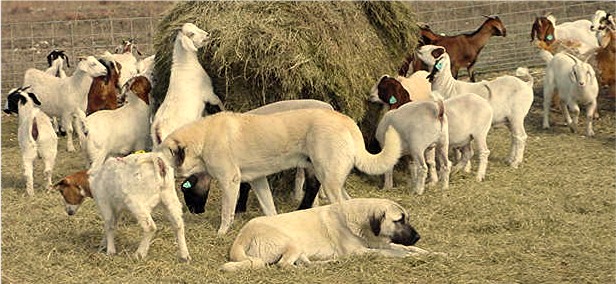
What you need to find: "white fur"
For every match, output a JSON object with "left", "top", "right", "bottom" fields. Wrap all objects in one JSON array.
[
  {"left": 590, "top": 10, "right": 616, "bottom": 44},
  {"left": 369, "top": 71, "right": 432, "bottom": 105},
  {"left": 88, "top": 152, "right": 190, "bottom": 261},
  {"left": 136, "top": 54, "right": 156, "bottom": 84},
  {"left": 23, "top": 56, "right": 107, "bottom": 152},
  {"left": 416, "top": 45, "right": 534, "bottom": 169},
  {"left": 549, "top": 15, "right": 599, "bottom": 55},
  {"left": 151, "top": 23, "right": 224, "bottom": 147},
  {"left": 246, "top": 99, "right": 334, "bottom": 202},
  {"left": 45, "top": 57, "right": 67, "bottom": 78},
  {"left": 6, "top": 89, "right": 58, "bottom": 196},
  {"left": 375, "top": 100, "right": 449, "bottom": 195},
  {"left": 540, "top": 51, "right": 599, "bottom": 137},
  {"left": 83, "top": 77, "right": 152, "bottom": 169}
]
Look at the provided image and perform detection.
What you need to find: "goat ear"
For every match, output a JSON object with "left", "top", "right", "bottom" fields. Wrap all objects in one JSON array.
[
  {"left": 181, "top": 34, "right": 198, "bottom": 52},
  {"left": 27, "top": 93, "right": 42, "bottom": 105},
  {"left": 63, "top": 54, "right": 70, "bottom": 68},
  {"left": 431, "top": 47, "right": 445, "bottom": 59},
  {"left": 369, "top": 212, "right": 385, "bottom": 236}
]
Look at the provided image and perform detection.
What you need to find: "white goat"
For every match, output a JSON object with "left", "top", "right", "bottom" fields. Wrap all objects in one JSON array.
[
  {"left": 375, "top": 100, "right": 449, "bottom": 195},
  {"left": 110, "top": 39, "right": 141, "bottom": 87},
  {"left": 151, "top": 23, "right": 225, "bottom": 147},
  {"left": 83, "top": 76, "right": 152, "bottom": 169},
  {"left": 3, "top": 87, "right": 57, "bottom": 196},
  {"left": 540, "top": 51, "right": 599, "bottom": 137},
  {"left": 23, "top": 56, "right": 108, "bottom": 152},
  {"left": 416, "top": 45, "right": 534, "bottom": 168},
  {"left": 534, "top": 14, "right": 599, "bottom": 56},
  {"left": 89, "top": 152, "right": 190, "bottom": 261},
  {"left": 137, "top": 54, "right": 156, "bottom": 84},
  {"left": 368, "top": 71, "right": 432, "bottom": 108},
  {"left": 45, "top": 50, "right": 69, "bottom": 78}
]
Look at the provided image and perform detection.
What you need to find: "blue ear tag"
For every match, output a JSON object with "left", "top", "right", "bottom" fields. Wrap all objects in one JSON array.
[
  {"left": 182, "top": 181, "right": 192, "bottom": 189},
  {"left": 546, "top": 34, "right": 554, "bottom": 41},
  {"left": 435, "top": 60, "right": 444, "bottom": 71},
  {"left": 389, "top": 96, "right": 398, "bottom": 105}
]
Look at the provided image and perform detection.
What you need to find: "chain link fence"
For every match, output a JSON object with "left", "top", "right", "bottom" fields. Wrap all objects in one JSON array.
[{"left": 1, "top": 1, "right": 614, "bottom": 94}]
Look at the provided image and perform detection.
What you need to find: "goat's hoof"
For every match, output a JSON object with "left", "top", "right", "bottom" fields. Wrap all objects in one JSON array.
[
  {"left": 586, "top": 130, "right": 595, "bottom": 137},
  {"left": 476, "top": 176, "right": 485, "bottom": 182},
  {"left": 178, "top": 254, "right": 192, "bottom": 263},
  {"left": 134, "top": 250, "right": 148, "bottom": 260},
  {"left": 106, "top": 249, "right": 116, "bottom": 256}
]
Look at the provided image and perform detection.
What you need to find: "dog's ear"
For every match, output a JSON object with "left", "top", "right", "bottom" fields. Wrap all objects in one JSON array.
[
  {"left": 171, "top": 142, "right": 186, "bottom": 167},
  {"left": 369, "top": 212, "right": 385, "bottom": 236}
]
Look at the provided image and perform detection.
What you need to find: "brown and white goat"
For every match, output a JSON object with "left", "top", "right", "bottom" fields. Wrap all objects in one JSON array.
[
  {"left": 595, "top": 28, "right": 615, "bottom": 97},
  {"left": 413, "top": 15, "right": 507, "bottom": 82},
  {"left": 86, "top": 58, "right": 122, "bottom": 115},
  {"left": 530, "top": 13, "right": 598, "bottom": 56},
  {"left": 54, "top": 170, "right": 92, "bottom": 215}
]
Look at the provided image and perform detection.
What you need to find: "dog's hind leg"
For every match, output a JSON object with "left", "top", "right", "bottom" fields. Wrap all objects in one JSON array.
[{"left": 250, "top": 177, "right": 277, "bottom": 216}]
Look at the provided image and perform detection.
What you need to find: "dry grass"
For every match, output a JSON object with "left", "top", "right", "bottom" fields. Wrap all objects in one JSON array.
[{"left": 2, "top": 91, "right": 615, "bottom": 283}]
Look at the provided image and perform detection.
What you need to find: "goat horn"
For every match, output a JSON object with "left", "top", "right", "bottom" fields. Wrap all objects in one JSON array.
[{"left": 564, "top": 52, "right": 581, "bottom": 63}]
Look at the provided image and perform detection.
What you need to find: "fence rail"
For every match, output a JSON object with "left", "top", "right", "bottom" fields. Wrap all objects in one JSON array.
[{"left": 1, "top": 1, "right": 614, "bottom": 95}]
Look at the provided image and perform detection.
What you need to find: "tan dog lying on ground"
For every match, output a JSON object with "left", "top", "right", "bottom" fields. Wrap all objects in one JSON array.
[
  {"left": 157, "top": 108, "right": 402, "bottom": 235},
  {"left": 221, "top": 198, "right": 431, "bottom": 271}
]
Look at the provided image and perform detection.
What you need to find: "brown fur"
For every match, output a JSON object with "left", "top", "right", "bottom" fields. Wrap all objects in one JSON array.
[
  {"left": 415, "top": 16, "right": 506, "bottom": 82},
  {"left": 86, "top": 61, "right": 122, "bottom": 115},
  {"left": 54, "top": 170, "right": 92, "bottom": 206},
  {"left": 596, "top": 29, "right": 616, "bottom": 97},
  {"left": 128, "top": 76, "right": 151, "bottom": 104}
]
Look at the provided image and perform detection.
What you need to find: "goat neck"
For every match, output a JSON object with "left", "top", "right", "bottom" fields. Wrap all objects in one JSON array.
[
  {"left": 427, "top": 57, "right": 457, "bottom": 98},
  {"left": 467, "top": 20, "right": 501, "bottom": 49},
  {"left": 172, "top": 33, "right": 200, "bottom": 70}
]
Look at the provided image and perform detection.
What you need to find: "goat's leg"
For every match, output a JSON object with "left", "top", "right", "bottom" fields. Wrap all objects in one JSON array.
[
  {"left": 542, "top": 86, "right": 555, "bottom": 129},
  {"left": 585, "top": 101, "right": 597, "bottom": 137},
  {"left": 61, "top": 113, "right": 76, "bottom": 152},
  {"left": 507, "top": 118, "right": 528, "bottom": 169},
  {"left": 250, "top": 177, "right": 277, "bottom": 216},
  {"left": 568, "top": 103, "right": 580, "bottom": 134},
  {"left": 425, "top": 148, "right": 438, "bottom": 187},
  {"left": 411, "top": 153, "right": 428, "bottom": 195},
  {"left": 72, "top": 110, "right": 87, "bottom": 147},
  {"left": 161, "top": 189, "right": 191, "bottom": 262},
  {"left": 293, "top": 168, "right": 305, "bottom": 202},
  {"left": 474, "top": 138, "right": 491, "bottom": 182},
  {"left": 41, "top": 149, "right": 57, "bottom": 192},
  {"left": 21, "top": 149, "right": 36, "bottom": 196},
  {"left": 383, "top": 168, "right": 394, "bottom": 190},
  {"left": 132, "top": 209, "right": 157, "bottom": 260},
  {"left": 453, "top": 144, "right": 472, "bottom": 175},
  {"left": 435, "top": 142, "right": 450, "bottom": 190},
  {"left": 560, "top": 100, "right": 575, "bottom": 132},
  {"left": 468, "top": 65, "right": 477, "bottom": 82},
  {"left": 101, "top": 208, "right": 117, "bottom": 255}
]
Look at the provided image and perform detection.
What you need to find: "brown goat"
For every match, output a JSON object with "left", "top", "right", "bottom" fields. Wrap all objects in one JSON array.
[
  {"left": 412, "top": 15, "right": 507, "bottom": 82},
  {"left": 595, "top": 28, "right": 616, "bottom": 97},
  {"left": 86, "top": 59, "right": 122, "bottom": 115}
]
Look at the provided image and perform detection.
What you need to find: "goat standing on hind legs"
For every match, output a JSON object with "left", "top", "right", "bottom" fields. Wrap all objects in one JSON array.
[{"left": 415, "top": 15, "right": 507, "bottom": 82}]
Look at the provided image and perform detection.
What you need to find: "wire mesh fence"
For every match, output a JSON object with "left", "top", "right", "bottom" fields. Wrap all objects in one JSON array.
[{"left": 1, "top": 1, "right": 614, "bottom": 95}]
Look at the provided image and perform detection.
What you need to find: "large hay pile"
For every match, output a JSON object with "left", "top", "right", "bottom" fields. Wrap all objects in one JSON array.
[{"left": 152, "top": 1, "right": 418, "bottom": 122}]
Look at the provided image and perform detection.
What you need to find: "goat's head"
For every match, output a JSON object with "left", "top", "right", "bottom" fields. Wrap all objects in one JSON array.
[
  {"left": 369, "top": 75, "right": 410, "bottom": 110},
  {"left": 78, "top": 56, "right": 108, "bottom": 78},
  {"left": 180, "top": 172, "right": 211, "bottom": 214},
  {"left": 590, "top": 10, "right": 615, "bottom": 31},
  {"left": 114, "top": 38, "right": 143, "bottom": 56},
  {"left": 122, "top": 75, "right": 151, "bottom": 105},
  {"left": 482, "top": 15, "right": 507, "bottom": 37},
  {"left": 3, "top": 86, "right": 40, "bottom": 115},
  {"left": 417, "top": 24, "right": 440, "bottom": 45},
  {"left": 531, "top": 15, "right": 556, "bottom": 44},
  {"left": 179, "top": 23, "right": 210, "bottom": 52},
  {"left": 53, "top": 170, "right": 90, "bottom": 216},
  {"left": 415, "top": 45, "right": 450, "bottom": 82},
  {"left": 565, "top": 53, "right": 596, "bottom": 88},
  {"left": 46, "top": 49, "right": 70, "bottom": 68}
]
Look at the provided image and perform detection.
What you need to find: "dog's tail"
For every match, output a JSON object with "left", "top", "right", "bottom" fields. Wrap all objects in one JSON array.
[
  {"left": 220, "top": 241, "right": 267, "bottom": 272},
  {"left": 220, "top": 258, "right": 267, "bottom": 272},
  {"left": 354, "top": 125, "right": 402, "bottom": 175}
]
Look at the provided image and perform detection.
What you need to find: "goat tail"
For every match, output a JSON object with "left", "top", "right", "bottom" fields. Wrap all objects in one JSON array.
[
  {"left": 538, "top": 49, "right": 554, "bottom": 63},
  {"left": 515, "top": 67, "right": 534, "bottom": 88},
  {"left": 353, "top": 125, "right": 402, "bottom": 175}
]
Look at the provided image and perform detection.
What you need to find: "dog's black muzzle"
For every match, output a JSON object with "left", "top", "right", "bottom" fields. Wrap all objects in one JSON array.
[{"left": 391, "top": 224, "right": 421, "bottom": 246}]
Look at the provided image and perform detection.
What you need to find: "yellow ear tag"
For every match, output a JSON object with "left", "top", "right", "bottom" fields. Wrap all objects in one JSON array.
[{"left": 133, "top": 150, "right": 146, "bottom": 154}]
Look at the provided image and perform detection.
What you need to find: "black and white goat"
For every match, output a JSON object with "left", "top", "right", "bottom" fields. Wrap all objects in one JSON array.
[{"left": 4, "top": 86, "right": 57, "bottom": 196}]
